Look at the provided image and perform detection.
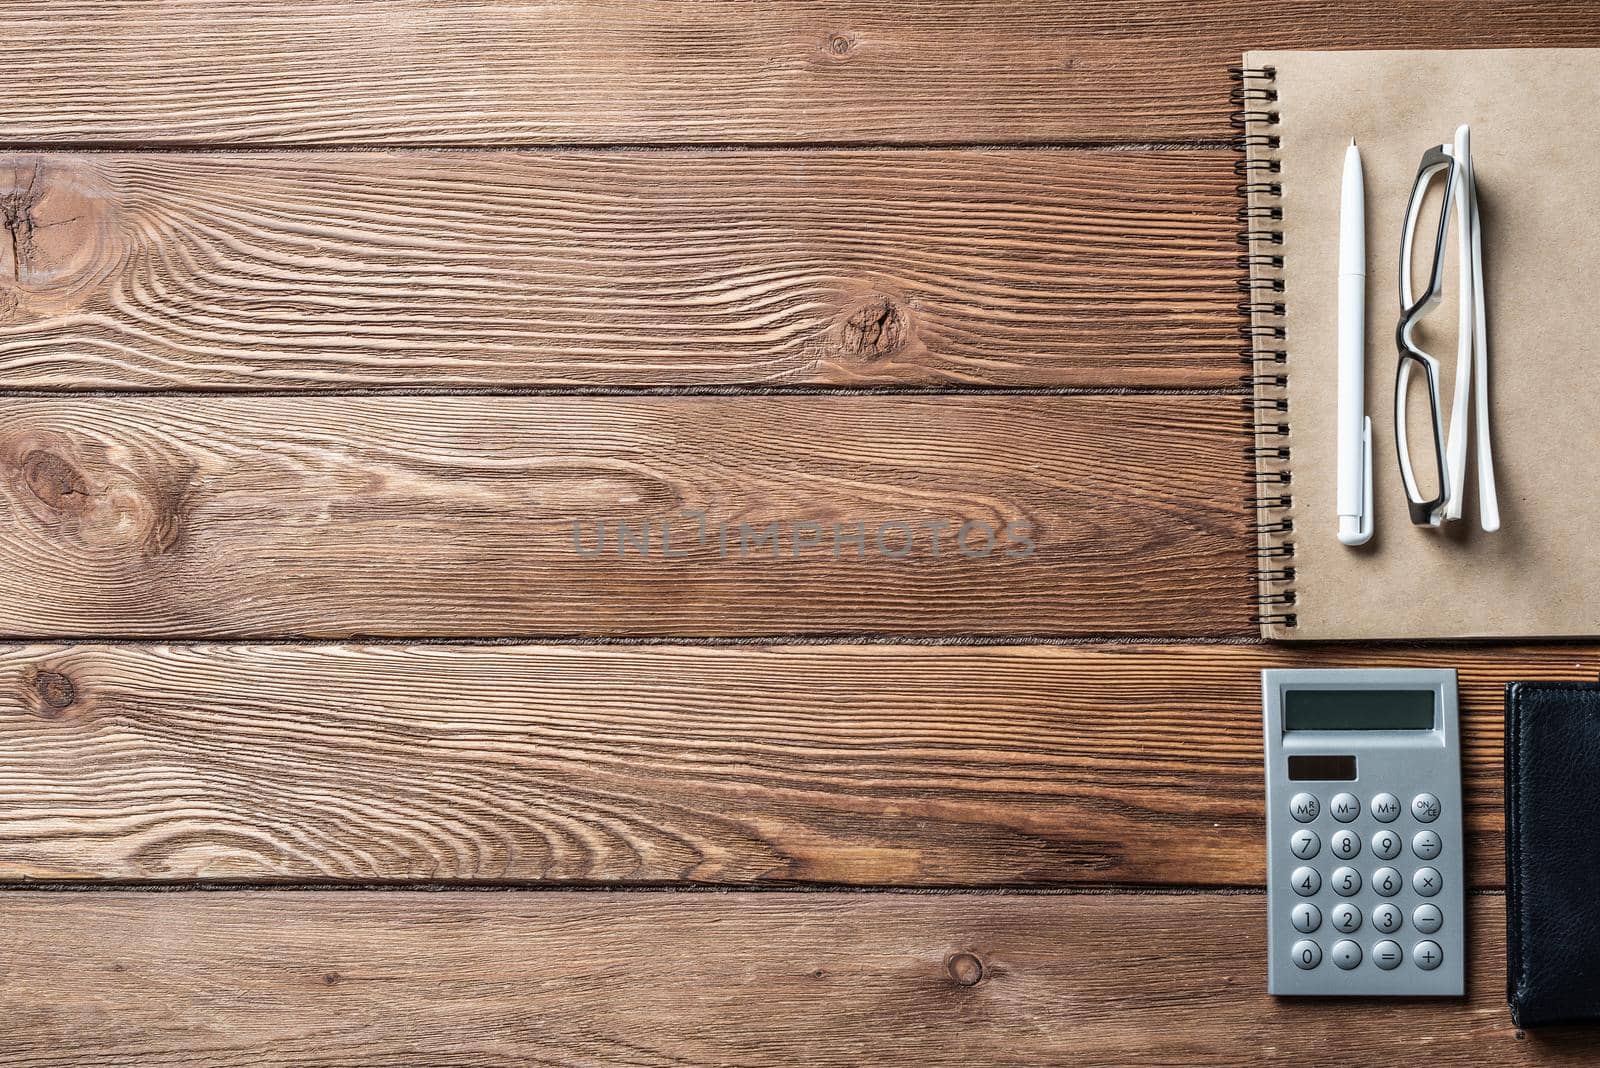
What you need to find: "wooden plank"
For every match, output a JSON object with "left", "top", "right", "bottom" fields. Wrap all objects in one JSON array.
[
  {"left": 0, "top": 892, "right": 1558, "bottom": 1066},
  {"left": 0, "top": 395, "right": 1250, "bottom": 638},
  {"left": 0, "top": 149, "right": 1236, "bottom": 390},
  {"left": 2, "top": 642, "right": 1585, "bottom": 886},
  {"left": 4, "top": 3, "right": 1600, "bottom": 145}
]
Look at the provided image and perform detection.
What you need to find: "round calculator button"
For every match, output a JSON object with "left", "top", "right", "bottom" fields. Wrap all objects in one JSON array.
[
  {"left": 1373, "top": 903, "right": 1403, "bottom": 934},
  {"left": 1371, "top": 829, "right": 1402, "bottom": 860},
  {"left": 1373, "top": 940, "right": 1404, "bottom": 970},
  {"left": 1330, "top": 829, "right": 1361, "bottom": 860},
  {"left": 1412, "top": 793, "right": 1441, "bottom": 823},
  {"left": 1413, "top": 866, "right": 1443, "bottom": 897},
  {"left": 1330, "top": 793, "right": 1360, "bottom": 822},
  {"left": 1290, "top": 829, "right": 1321, "bottom": 860},
  {"left": 1291, "top": 866, "right": 1321, "bottom": 897},
  {"left": 1331, "top": 866, "right": 1362, "bottom": 897},
  {"left": 1332, "top": 939, "right": 1362, "bottom": 970},
  {"left": 1412, "top": 830, "right": 1442, "bottom": 860},
  {"left": 1413, "top": 940, "right": 1443, "bottom": 970},
  {"left": 1292, "top": 939, "right": 1323, "bottom": 970},
  {"left": 1371, "top": 792, "right": 1403, "bottom": 823},
  {"left": 1290, "top": 793, "right": 1321, "bottom": 823},
  {"left": 1292, "top": 903, "right": 1322, "bottom": 933},
  {"left": 1372, "top": 866, "right": 1403, "bottom": 897},
  {"left": 1331, "top": 903, "right": 1362, "bottom": 933},
  {"left": 1413, "top": 903, "right": 1443, "bottom": 934}
]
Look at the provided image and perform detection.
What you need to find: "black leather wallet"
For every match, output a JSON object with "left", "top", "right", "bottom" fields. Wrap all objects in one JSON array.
[{"left": 1506, "top": 682, "right": 1600, "bottom": 1027}]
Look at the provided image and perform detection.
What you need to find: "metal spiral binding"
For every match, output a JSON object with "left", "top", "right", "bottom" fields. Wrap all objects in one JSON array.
[{"left": 1229, "top": 64, "right": 1295, "bottom": 627}]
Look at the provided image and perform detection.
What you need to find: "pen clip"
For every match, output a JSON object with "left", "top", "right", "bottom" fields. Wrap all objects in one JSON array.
[
  {"left": 1358, "top": 416, "right": 1374, "bottom": 543},
  {"left": 1339, "top": 417, "right": 1375, "bottom": 546}
]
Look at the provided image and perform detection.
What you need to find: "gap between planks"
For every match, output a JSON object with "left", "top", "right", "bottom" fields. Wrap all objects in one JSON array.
[{"left": 0, "top": 140, "right": 1242, "bottom": 154}]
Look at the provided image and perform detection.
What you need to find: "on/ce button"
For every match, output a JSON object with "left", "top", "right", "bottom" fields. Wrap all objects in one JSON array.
[{"left": 1412, "top": 793, "right": 1442, "bottom": 822}]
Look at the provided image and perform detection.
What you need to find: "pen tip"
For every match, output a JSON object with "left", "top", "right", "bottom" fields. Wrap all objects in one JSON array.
[{"left": 1350, "top": 137, "right": 1357, "bottom": 146}]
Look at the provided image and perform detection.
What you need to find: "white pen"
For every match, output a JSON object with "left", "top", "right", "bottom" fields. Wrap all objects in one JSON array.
[{"left": 1336, "top": 140, "right": 1374, "bottom": 546}]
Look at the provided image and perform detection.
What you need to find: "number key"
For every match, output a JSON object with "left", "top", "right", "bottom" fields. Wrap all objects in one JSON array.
[
  {"left": 1291, "top": 829, "right": 1321, "bottom": 859},
  {"left": 1371, "top": 828, "right": 1402, "bottom": 860},
  {"left": 1373, "top": 866, "right": 1403, "bottom": 897},
  {"left": 1292, "top": 866, "right": 1321, "bottom": 896},
  {"left": 1331, "top": 829, "right": 1360, "bottom": 860}
]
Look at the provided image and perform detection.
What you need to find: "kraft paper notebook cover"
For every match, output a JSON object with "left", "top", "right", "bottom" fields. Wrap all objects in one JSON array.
[{"left": 1238, "top": 48, "right": 1600, "bottom": 640}]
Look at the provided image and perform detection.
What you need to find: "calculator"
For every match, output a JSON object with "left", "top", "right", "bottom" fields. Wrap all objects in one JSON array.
[{"left": 1262, "top": 668, "right": 1464, "bottom": 996}]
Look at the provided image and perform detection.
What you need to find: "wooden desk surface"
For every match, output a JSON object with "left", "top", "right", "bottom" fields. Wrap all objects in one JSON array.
[{"left": 4, "top": 3, "right": 1600, "bottom": 1063}]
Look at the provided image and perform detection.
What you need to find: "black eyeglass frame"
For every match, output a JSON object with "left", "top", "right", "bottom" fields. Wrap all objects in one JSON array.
[{"left": 1394, "top": 144, "right": 1458, "bottom": 527}]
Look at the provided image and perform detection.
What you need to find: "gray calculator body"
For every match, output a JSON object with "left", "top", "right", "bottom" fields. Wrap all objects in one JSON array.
[{"left": 1263, "top": 668, "right": 1464, "bottom": 996}]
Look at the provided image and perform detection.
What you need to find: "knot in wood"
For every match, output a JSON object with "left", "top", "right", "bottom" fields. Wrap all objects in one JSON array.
[
  {"left": 21, "top": 449, "right": 93, "bottom": 514},
  {"left": 840, "top": 297, "right": 910, "bottom": 359},
  {"left": 945, "top": 951, "right": 984, "bottom": 987},
  {"left": 29, "top": 669, "right": 77, "bottom": 714},
  {"left": 0, "top": 155, "right": 121, "bottom": 321},
  {"left": 825, "top": 33, "right": 855, "bottom": 57}
]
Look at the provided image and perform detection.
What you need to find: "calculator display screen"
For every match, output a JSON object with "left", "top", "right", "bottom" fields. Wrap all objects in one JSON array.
[{"left": 1283, "top": 689, "right": 1435, "bottom": 731}]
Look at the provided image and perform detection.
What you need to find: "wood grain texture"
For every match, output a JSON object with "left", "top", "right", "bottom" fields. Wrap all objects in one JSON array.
[
  {"left": 0, "top": 891, "right": 1569, "bottom": 1067},
  {"left": 0, "top": 150, "right": 1236, "bottom": 389},
  {"left": 4, "top": 2, "right": 1600, "bottom": 145},
  {"left": 2, "top": 642, "right": 1587, "bottom": 886},
  {"left": 0, "top": 395, "right": 1250, "bottom": 638}
]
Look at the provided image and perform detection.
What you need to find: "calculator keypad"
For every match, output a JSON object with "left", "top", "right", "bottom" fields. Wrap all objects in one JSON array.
[{"left": 1279, "top": 791, "right": 1451, "bottom": 974}]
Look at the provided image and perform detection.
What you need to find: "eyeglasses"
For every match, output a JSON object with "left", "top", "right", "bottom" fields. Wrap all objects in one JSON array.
[{"left": 1394, "top": 124, "right": 1500, "bottom": 531}]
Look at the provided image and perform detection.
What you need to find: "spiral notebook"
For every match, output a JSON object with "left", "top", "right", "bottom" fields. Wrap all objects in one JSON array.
[{"left": 1239, "top": 49, "right": 1600, "bottom": 640}]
